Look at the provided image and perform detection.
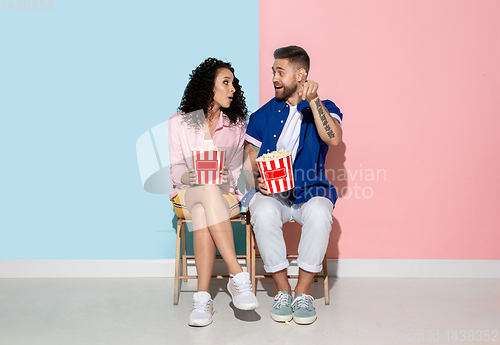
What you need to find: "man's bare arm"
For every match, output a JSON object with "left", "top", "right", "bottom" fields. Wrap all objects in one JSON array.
[
  {"left": 310, "top": 96, "right": 342, "bottom": 146},
  {"left": 243, "top": 141, "right": 269, "bottom": 195},
  {"left": 243, "top": 141, "right": 259, "bottom": 191},
  {"left": 299, "top": 79, "right": 342, "bottom": 146}
]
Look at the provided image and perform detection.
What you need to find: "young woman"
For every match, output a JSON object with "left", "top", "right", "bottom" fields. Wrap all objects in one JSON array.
[{"left": 168, "top": 58, "right": 258, "bottom": 327}]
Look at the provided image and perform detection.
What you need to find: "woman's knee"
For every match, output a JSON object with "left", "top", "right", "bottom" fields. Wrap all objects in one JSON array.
[
  {"left": 191, "top": 203, "right": 206, "bottom": 219},
  {"left": 190, "top": 204, "right": 210, "bottom": 231}
]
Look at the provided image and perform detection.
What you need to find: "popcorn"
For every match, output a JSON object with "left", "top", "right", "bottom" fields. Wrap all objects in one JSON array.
[
  {"left": 256, "top": 149, "right": 294, "bottom": 193},
  {"left": 194, "top": 145, "right": 222, "bottom": 151},
  {"left": 192, "top": 149, "right": 226, "bottom": 185},
  {"left": 256, "top": 149, "right": 291, "bottom": 162}
]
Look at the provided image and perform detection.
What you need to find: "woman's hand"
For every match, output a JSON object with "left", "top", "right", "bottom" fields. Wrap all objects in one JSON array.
[
  {"left": 221, "top": 165, "right": 230, "bottom": 184},
  {"left": 181, "top": 169, "right": 197, "bottom": 185}
]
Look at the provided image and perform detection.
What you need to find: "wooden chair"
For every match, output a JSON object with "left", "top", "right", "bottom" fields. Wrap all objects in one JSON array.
[
  {"left": 249, "top": 220, "right": 330, "bottom": 305},
  {"left": 173, "top": 211, "right": 251, "bottom": 305}
]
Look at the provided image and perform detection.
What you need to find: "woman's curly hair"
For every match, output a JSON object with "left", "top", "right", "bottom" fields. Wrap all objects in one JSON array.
[{"left": 178, "top": 58, "right": 248, "bottom": 129}]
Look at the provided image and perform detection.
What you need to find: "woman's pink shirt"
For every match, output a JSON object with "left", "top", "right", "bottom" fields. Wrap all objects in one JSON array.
[{"left": 168, "top": 112, "right": 246, "bottom": 201}]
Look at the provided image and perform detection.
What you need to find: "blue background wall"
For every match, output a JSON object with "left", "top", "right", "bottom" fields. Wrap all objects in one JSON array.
[{"left": 0, "top": 0, "right": 259, "bottom": 259}]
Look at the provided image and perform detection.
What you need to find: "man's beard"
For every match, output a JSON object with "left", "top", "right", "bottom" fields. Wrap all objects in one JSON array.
[{"left": 275, "top": 81, "right": 298, "bottom": 101}]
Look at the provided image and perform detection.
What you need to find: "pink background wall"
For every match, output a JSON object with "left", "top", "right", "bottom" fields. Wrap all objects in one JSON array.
[{"left": 259, "top": 0, "right": 500, "bottom": 259}]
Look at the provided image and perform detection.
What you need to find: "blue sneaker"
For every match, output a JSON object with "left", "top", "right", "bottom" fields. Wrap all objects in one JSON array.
[
  {"left": 292, "top": 294, "right": 316, "bottom": 325},
  {"left": 270, "top": 291, "right": 293, "bottom": 322}
]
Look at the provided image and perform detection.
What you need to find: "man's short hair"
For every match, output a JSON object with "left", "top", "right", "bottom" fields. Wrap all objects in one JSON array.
[{"left": 273, "top": 45, "right": 310, "bottom": 74}]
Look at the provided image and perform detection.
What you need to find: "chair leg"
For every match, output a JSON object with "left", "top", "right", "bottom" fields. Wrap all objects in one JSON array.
[
  {"left": 250, "top": 227, "right": 257, "bottom": 294},
  {"left": 323, "top": 256, "right": 329, "bottom": 305},
  {"left": 174, "top": 217, "right": 182, "bottom": 305},
  {"left": 181, "top": 221, "right": 187, "bottom": 282},
  {"left": 245, "top": 215, "right": 251, "bottom": 276}
]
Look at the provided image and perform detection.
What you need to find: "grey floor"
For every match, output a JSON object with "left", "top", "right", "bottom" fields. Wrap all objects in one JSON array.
[{"left": 1, "top": 278, "right": 499, "bottom": 345}]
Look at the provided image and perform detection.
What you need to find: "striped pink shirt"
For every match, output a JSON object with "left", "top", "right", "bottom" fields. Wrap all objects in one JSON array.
[{"left": 167, "top": 112, "right": 246, "bottom": 201}]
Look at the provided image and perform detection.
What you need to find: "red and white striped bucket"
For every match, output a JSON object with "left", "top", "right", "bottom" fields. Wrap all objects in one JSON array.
[
  {"left": 257, "top": 154, "right": 294, "bottom": 193},
  {"left": 192, "top": 150, "right": 226, "bottom": 185}
]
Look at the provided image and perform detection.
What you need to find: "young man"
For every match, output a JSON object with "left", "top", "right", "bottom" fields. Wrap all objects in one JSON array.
[{"left": 244, "top": 45, "right": 343, "bottom": 325}]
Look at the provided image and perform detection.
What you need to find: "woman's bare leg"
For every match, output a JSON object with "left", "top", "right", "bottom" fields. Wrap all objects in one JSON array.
[
  {"left": 185, "top": 185, "right": 242, "bottom": 276},
  {"left": 191, "top": 204, "right": 216, "bottom": 292}
]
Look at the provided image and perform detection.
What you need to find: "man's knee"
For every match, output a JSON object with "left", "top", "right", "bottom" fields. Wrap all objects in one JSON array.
[
  {"left": 249, "top": 194, "right": 282, "bottom": 226},
  {"left": 301, "top": 197, "right": 333, "bottom": 224}
]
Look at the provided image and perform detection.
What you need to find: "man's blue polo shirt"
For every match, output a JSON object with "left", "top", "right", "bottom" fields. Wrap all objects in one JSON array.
[{"left": 245, "top": 97, "right": 343, "bottom": 205}]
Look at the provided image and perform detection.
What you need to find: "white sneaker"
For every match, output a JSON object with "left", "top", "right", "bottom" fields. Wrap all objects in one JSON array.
[
  {"left": 227, "top": 271, "right": 259, "bottom": 310},
  {"left": 188, "top": 291, "right": 214, "bottom": 327}
]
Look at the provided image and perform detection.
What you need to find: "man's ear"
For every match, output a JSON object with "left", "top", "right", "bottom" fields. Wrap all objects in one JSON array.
[{"left": 297, "top": 68, "right": 307, "bottom": 82}]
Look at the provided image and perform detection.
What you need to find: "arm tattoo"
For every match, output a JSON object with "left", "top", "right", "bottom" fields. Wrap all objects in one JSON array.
[{"left": 314, "top": 98, "right": 335, "bottom": 139}]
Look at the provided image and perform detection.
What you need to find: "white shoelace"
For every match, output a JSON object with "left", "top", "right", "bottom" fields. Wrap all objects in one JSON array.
[
  {"left": 233, "top": 278, "right": 252, "bottom": 294},
  {"left": 273, "top": 292, "right": 290, "bottom": 308},
  {"left": 292, "top": 294, "right": 314, "bottom": 309},
  {"left": 193, "top": 298, "right": 211, "bottom": 311}
]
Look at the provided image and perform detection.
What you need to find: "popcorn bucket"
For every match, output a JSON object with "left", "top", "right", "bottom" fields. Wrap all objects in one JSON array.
[
  {"left": 257, "top": 154, "right": 295, "bottom": 193},
  {"left": 192, "top": 150, "right": 226, "bottom": 184}
]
